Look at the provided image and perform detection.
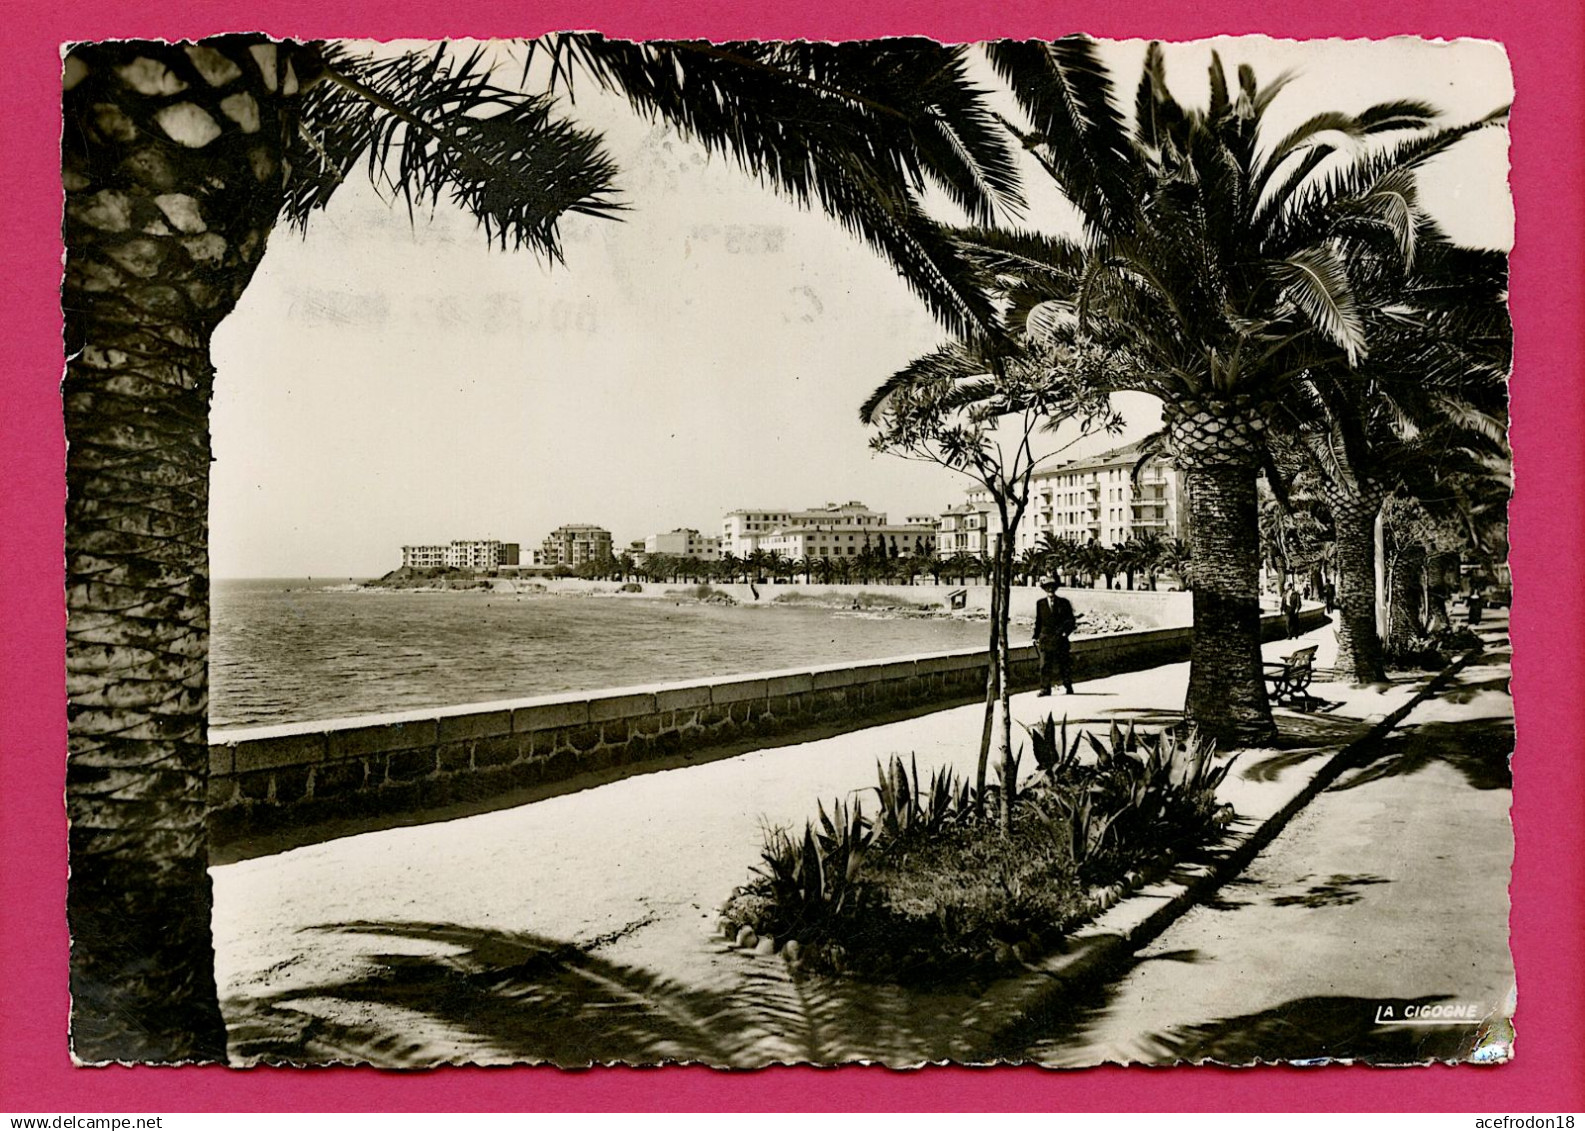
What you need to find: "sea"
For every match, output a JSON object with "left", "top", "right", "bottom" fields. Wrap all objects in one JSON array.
[{"left": 209, "top": 578, "right": 993, "bottom": 730}]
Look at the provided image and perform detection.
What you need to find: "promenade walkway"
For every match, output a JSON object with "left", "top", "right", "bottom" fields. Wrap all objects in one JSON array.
[
  {"left": 214, "top": 611, "right": 1511, "bottom": 1067},
  {"left": 1016, "top": 616, "right": 1515, "bottom": 1065}
]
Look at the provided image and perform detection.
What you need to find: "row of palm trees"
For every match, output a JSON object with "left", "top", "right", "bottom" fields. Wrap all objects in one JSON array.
[
  {"left": 1021, "top": 532, "right": 1194, "bottom": 592},
  {"left": 567, "top": 534, "right": 1196, "bottom": 592},
  {"left": 864, "top": 40, "right": 1510, "bottom": 749},
  {"left": 61, "top": 35, "right": 1509, "bottom": 1060}
]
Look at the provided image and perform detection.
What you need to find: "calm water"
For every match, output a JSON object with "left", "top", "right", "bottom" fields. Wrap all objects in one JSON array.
[{"left": 210, "top": 579, "right": 992, "bottom": 729}]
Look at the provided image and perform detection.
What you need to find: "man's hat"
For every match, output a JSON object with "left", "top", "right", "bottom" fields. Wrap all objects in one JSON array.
[{"left": 1041, "top": 577, "right": 1059, "bottom": 591}]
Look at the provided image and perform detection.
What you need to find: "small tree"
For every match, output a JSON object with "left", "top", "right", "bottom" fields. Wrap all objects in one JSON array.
[
  {"left": 864, "top": 335, "right": 1118, "bottom": 829},
  {"left": 1380, "top": 493, "right": 1469, "bottom": 653}
]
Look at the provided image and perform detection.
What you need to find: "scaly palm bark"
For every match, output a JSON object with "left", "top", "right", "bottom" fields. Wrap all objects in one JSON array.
[
  {"left": 1166, "top": 400, "right": 1276, "bottom": 742},
  {"left": 63, "top": 38, "right": 319, "bottom": 1064},
  {"left": 1319, "top": 475, "right": 1389, "bottom": 682}
]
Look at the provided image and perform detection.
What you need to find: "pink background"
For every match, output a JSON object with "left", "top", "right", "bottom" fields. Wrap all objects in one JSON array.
[{"left": 2, "top": 0, "right": 1580, "bottom": 1113}]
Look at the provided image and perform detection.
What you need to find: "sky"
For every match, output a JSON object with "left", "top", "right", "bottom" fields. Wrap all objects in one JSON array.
[{"left": 207, "top": 36, "right": 1514, "bottom": 579}]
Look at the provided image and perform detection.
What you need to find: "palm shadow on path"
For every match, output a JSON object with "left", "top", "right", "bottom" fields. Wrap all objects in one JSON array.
[
  {"left": 1332, "top": 716, "right": 1514, "bottom": 793},
  {"left": 223, "top": 920, "right": 1013, "bottom": 1068},
  {"left": 1002, "top": 952, "right": 1492, "bottom": 1065}
]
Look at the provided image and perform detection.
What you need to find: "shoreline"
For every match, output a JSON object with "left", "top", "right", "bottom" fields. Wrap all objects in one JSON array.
[{"left": 328, "top": 575, "right": 1157, "bottom": 635}]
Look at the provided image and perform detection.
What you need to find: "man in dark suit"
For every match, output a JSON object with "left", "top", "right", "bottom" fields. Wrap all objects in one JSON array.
[{"left": 1034, "top": 578, "right": 1077, "bottom": 696}]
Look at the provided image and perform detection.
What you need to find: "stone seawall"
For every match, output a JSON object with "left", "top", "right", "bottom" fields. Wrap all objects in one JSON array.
[{"left": 208, "top": 609, "right": 1324, "bottom": 843}]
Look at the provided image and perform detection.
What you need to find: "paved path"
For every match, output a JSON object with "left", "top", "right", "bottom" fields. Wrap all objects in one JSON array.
[
  {"left": 1016, "top": 618, "right": 1515, "bottom": 1066},
  {"left": 212, "top": 612, "right": 1504, "bottom": 1067}
]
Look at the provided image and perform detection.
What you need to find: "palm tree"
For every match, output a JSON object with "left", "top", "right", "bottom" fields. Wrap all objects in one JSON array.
[
  {"left": 949, "top": 38, "right": 1507, "bottom": 743},
  {"left": 1276, "top": 234, "right": 1511, "bottom": 680},
  {"left": 1017, "top": 545, "right": 1046, "bottom": 586},
  {"left": 61, "top": 34, "right": 1025, "bottom": 1063},
  {"left": 1157, "top": 536, "right": 1194, "bottom": 591},
  {"left": 1127, "top": 530, "right": 1167, "bottom": 589},
  {"left": 1034, "top": 530, "right": 1070, "bottom": 586}
]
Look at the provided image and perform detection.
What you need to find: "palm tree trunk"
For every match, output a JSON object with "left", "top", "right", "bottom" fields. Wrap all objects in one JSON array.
[
  {"left": 63, "top": 39, "right": 299, "bottom": 1063},
  {"left": 1182, "top": 464, "right": 1276, "bottom": 746},
  {"left": 1326, "top": 483, "right": 1387, "bottom": 683},
  {"left": 994, "top": 533, "right": 1017, "bottom": 834},
  {"left": 1170, "top": 405, "right": 1276, "bottom": 747},
  {"left": 1386, "top": 544, "right": 1427, "bottom": 652},
  {"left": 974, "top": 549, "right": 1001, "bottom": 818}
]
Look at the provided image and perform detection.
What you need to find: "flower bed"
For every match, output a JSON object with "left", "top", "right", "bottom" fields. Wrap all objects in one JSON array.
[{"left": 719, "top": 719, "right": 1238, "bottom": 985}]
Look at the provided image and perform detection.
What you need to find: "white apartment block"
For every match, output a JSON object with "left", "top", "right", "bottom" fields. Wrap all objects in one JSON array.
[
  {"left": 543, "top": 524, "right": 614, "bottom": 567},
  {"left": 758, "top": 522, "right": 937, "bottom": 561},
  {"left": 936, "top": 497, "right": 996, "bottom": 556},
  {"left": 401, "top": 540, "right": 519, "bottom": 570},
  {"left": 721, "top": 501, "right": 888, "bottom": 557},
  {"left": 1021, "top": 441, "right": 1186, "bottom": 551},
  {"left": 644, "top": 528, "right": 720, "bottom": 560},
  {"left": 932, "top": 441, "right": 1186, "bottom": 557}
]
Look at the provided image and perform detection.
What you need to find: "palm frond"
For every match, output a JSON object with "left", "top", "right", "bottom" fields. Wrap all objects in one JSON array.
[
  {"left": 1255, "top": 110, "right": 1367, "bottom": 189},
  {"left": 860, "top": 341, "right": 993, "bottom": 424},
  {"left": 1269, "top": 244, "right": 1368, "bottom": 364},
  {"left": 1129, "top": 428, "right": 1169, "bottom": 486},
  {"left": 1263, "top": 107, "right": 1509, "bottom": 254},
  {"left": 288, "top": 44, "right": 623, "bottom": 257},
  {"left": 531, "top": 35, "right": 1016, "bottom": 338},
  {"left": 1207, "top": 51, "right": 1231, "bottom": 120},
  {"left": 1133, "top": 41, "right": 1187, "bottom": 154},
  {"left": 985, "top": 36, "right": 1136, "bottom": 236},
  {"left": 1331, "top": 166, "right": 1421, "bottom": 267},
  {"left": 1356, "top": 99, "right": 1441, "bottom": 133},
  {"left": 949, "top": 225, "right": 1090, "bottom": 283},
  {"left": 1429, "top": 394, "right": 1509, "bottom": 448}
]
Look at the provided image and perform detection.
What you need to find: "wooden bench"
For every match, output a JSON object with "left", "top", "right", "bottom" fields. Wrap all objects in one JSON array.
[{"left": 1264, "top": 644, "right": 1319, "bottom": 709}]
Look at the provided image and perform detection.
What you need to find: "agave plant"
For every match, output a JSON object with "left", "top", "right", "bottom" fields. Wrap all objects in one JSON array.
[
  {"left": 1026, "top": 714, "right": 1084, "bottom": 779},
  {"left": 1038, "top": 789, "right": 1125, "bottom": 877},
  {"left": 871, "top": 755, "right": 965, "bottom": 842},
  {"left": 750, "top": 798, "right": 875, "bottom": 940}
]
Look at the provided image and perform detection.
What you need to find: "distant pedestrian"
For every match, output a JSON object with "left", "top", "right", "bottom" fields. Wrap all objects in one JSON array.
[
  {"left": 1467, "top": 589, "right": 1486, "bottom": 626},
  {"left": 1034, "top": 578, "right": 1076, "bottom": 696},
  {"left": 1323, "top": 579, "right": 1336, "bottom": 612},
  {"left": 1283, "top": 586, "right": 1302, "bottom": 638}
]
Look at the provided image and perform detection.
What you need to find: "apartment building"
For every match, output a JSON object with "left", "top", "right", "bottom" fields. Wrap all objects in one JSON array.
[
  {"left": 1020, "top": 440, "right": 1186, "bottom": 551},
  {"left": 936, "top": 496, "right": 997, "bottom": 556},
  {"left": 931, "top": 441, "right": 1186, "bottom": 557},
  {"left": 644, "top": 528, "right": 721, "bottom": 560},
  {"left": 542, "top": 524, "right": 614, "bottom": 567},
  {"left": 757, "top": 522, "right": 937, "bottom": 561},
  {"left": 721, "top": 501, "right": 886, "bottom": 557},
  {"left": 400, "top": 540, "right": 519, "bottom": 570}
]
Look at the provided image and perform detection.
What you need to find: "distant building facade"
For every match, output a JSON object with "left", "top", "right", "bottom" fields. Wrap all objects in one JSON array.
[
  {"left": 1022, "top": 440, "right": 1186, "bottom": 551},
  {"left": 936, "top": 497, "right": 996, "bottom": 556},
  {"left": 758, "top": 521, "right": 937, "bottom": 561},
  {"left": 932, "top": 441, "right": 1186, "bottom": 558},
  {"left": 721, "top": 501, "right": 934, "bottom": 560},
  {"left": 721, "top": 501, "right": 896, "bottom": 558},
  {"left": 542, "top": 524, "right": 613, "bottom": 567},
  {"left": 401, "top": 540, "right": 519, "bottom": 570},
  {"left": 644, "top": 528, "right": 720, "bottom": 560}
]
